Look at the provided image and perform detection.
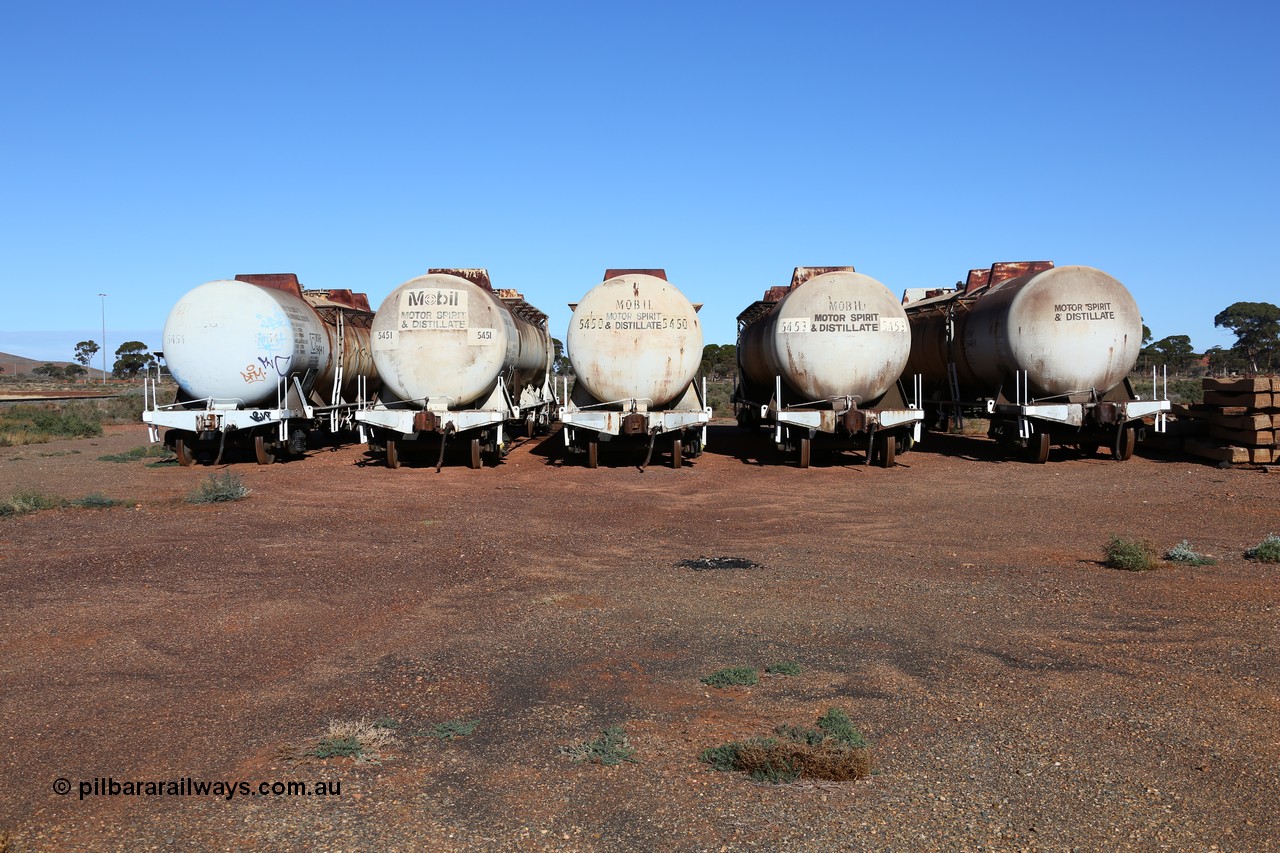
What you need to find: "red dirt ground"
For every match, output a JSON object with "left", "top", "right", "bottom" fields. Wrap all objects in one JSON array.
[{"left": 0, "top": 423, "right": 1277, "bottom": 851}]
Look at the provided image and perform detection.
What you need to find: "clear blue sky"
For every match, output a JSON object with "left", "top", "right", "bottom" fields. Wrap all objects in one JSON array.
[{"left": 2, "top": 1, "right": 1276, "bottom": 363}]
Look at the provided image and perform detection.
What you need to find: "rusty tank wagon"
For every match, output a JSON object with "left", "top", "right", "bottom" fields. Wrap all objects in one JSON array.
[
  {"left": 902, "top": 261, "right": 1170, "bottom": 462},
  {"left": 355, "top": 268, "right": 555, "bottom": 469},
  {"left": 559, "top": 269, "right": 712, "bottom": 469},
  {"left": 733, "top": 267, "right": 924, "bottom": 468},
  {"left": 143, "top": 273, "right": 379, "bottom": 465}
]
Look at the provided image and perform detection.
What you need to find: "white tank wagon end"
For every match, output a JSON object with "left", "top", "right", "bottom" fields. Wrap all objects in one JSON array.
[
  {"left": 355, "top": 268, "right": 556, "bottom": 470},
  {"left": 902, "top": 261, "right": 1171, "bottom": 463},
  {"left": 143, "top": 273, "right": 379, "bottom": 465},
  {"left": 733, "top": 267, "right": 925, "bottom": 468},
  {"left": 559, "top": 269, "right": 712, "bottom": 469}
]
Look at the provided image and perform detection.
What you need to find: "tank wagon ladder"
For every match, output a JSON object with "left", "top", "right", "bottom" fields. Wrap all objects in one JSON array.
[
  {"left": 942, "top": 301, "right": 967, "bottom": 433},
  {"left": 558, "top": 375, "right": 711, "bottom": 470},
  {"left": 328, "top": 309, "right": 346, "bottom": 432},
  {"left": 354, "top": 373, "right": 369, "bottom": 443}
]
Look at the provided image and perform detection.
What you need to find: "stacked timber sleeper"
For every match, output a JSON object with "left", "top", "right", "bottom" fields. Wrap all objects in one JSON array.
[{"left": 1170, "top": 377, "right": 1279, "bottom": 465}]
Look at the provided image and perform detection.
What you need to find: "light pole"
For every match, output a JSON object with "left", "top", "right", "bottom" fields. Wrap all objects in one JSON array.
[{"left": 98, "top": 293, "right": 107, "bottom": 384}]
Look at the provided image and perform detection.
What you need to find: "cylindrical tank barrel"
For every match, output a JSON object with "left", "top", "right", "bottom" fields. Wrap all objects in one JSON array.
[
  {"left": 904, "top": 265, "right": 1142, "bottom": 398},
  {"left": 161, "top": 279, "right": 377, "bottom": 407},
  {"left": 370, "top": 272, "right": 550, "bottom": 406},
  {"left": 567, "top": 273, "right": 703, "bottom": 407},
  {"left": 740, "top": 270, "right": 911, "bottom": 404}
]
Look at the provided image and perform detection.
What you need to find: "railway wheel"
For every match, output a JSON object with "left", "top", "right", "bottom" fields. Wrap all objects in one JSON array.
[
  {"left": 798, "top": 437, "right": 811, "bottom": 469},
  {"left": 1026, "top": 432, "right": 1051, "bottom": 464},
  {"left": 672, "top": 438, "right": 683, "bottom": 469},
  {"left": 586, "top": 439, "right": 599, "bottom": 469},
  {"left": 877, "top": 432, "right": 896, "bottom": 468},
  {"left": 385, "top": 439, "right": 400, "bottom": 469},
  {"left": 254, "top": 435, "right": 275, "bottom": 465},
  {"left": 1113, "top": 426, "right": 1136, "bottom": 461},
  {"left": 469, "top": 437, "right": 483, "bottom": 469},
  {"left": 174, "top": 437, "right": 195, "bottom": 468}
]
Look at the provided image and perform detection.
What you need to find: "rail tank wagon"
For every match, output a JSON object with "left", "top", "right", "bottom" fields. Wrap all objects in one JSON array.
[
  {"left": 355, "top": 268, "right": 555, "bottom": 469},
  {"left": 143, "top": 273, "right": 378, "bottom": 465},
  {"left": 902, "top": 261, "right": 1170, "bottom": 463},
  {"left": 559, "top": 269, "right": 711, "bottom": 468},
  {"left": 733, "top": 267, "right": 924, "bottom": 468}
]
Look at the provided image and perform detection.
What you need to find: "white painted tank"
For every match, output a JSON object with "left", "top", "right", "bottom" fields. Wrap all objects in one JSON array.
[
  {"left": 905, "top": 264, "right": 1143, "bottom": 398},
  {"left": 370, "top": 270, "right": 550, "bottom": 405},
  {"left": 739, "top": 269, "right": 911, "bottom": 403},
  {"left": 162, "top": 279, "right": 332, "bottom": 405},
  {"left": 567, "top": 271, "right": 703, "bottom": 407}
]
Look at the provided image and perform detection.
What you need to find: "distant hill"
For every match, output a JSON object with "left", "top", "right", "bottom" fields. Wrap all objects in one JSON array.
[{"left": 0, "top": 350, "right": 107, "bottom": 378}]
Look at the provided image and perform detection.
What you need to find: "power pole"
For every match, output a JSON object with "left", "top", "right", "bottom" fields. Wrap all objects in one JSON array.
[{"left": 99, "top": 293, "right": 108, "bottom": 384}]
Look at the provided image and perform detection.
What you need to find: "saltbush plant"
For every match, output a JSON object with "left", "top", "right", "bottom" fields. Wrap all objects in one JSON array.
[
  {"left": 1244, "top": 534, "right": 1280, "bottom": 563},
  {"left": 187, "top": 472, "right": 250, "bottom": 504},
  {"left": 1164, "top": 540, "right": 1217, "bottom": 566},
  {"left": 563, "top": 725, "right": 637, "bottom": 766},
  {"left": 701, "top": 667, "right": 760, "bottom": 688},
  {"left": 0, "top": 489, "right": 62, "bottom": 517},
  {"left": 765, "top": 661, "right": 803, "bottom": 676}
]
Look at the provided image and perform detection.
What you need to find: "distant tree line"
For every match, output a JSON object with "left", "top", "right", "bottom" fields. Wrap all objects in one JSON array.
[
  {"left": 27, "top": 340, "right": 159, "bottom": 381},
  {"left": 1136, "top": 300, "right": 1279, "bottom": 377}
]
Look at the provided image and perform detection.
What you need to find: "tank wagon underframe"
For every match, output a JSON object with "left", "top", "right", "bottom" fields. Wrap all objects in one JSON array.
[
  {"left": 356, "top": 373, "right": 555, "bottom": 470},
  {"left": 558, "top": 375, "right": 713, "bottom": 470},
  {"left": 736, "top": 373, "right": 925, "bottom": 469},
  {"left": 972, "top": 369, "right": 1171, "bottom": 462}
]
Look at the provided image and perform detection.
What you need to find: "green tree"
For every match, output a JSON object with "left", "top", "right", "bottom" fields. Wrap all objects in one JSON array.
[
  {"left": 1214, "top": 302, "right": 1280, "bottom": 374},
  {"left": 73, "top": 340, "right": 99, "bottom": 368},
  {"left": 32, "top": 363, "right": 62, "bottom": 378},
  {"left": 63, "top": 364, "right": 87, "bottom": 379},
  {"left": 699, "top": 344, "right": 737, "bottom": 380},
  {"left": 1149, "top": 334, "right": 1196, "bottom": 375},
  {"left": 112, "top": 341, "right": 156, "bottom": 378},
  {"left": 551, "top": 337, "right": 572, "bottom": 376},
  {"left": 1204, "top": 345, "right": 1248, "bottom": 377}
]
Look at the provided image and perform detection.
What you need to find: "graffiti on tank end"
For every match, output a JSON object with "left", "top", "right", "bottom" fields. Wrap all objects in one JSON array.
[
  {"left": 249, "top": 411, "right": 270, "bottom": 422},
  {"left": 241, "top": 363, "right": 268, "bottom": 383},
  {"left": 258, "top": 354, "right": 291, "bottom": 377},
  {"left": 257, "top": 331, "right": 285, "bottom": 353},
  {"left": 257, "top": 311, "right": 288, "bottom": 331},
  {"left": 256, "top": 311, "right": 288, "bottom": 355}
]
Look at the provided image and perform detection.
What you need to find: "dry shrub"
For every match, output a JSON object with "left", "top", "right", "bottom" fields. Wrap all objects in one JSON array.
[
  {"left": 283, "top": 718, "right": 400, "bottom": 766},
  {"left": 733, "top": 739, "right": 871, "bottom": 783},
  {"left": 701, "top": 707, "right": 872, "bottom": 783}
]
